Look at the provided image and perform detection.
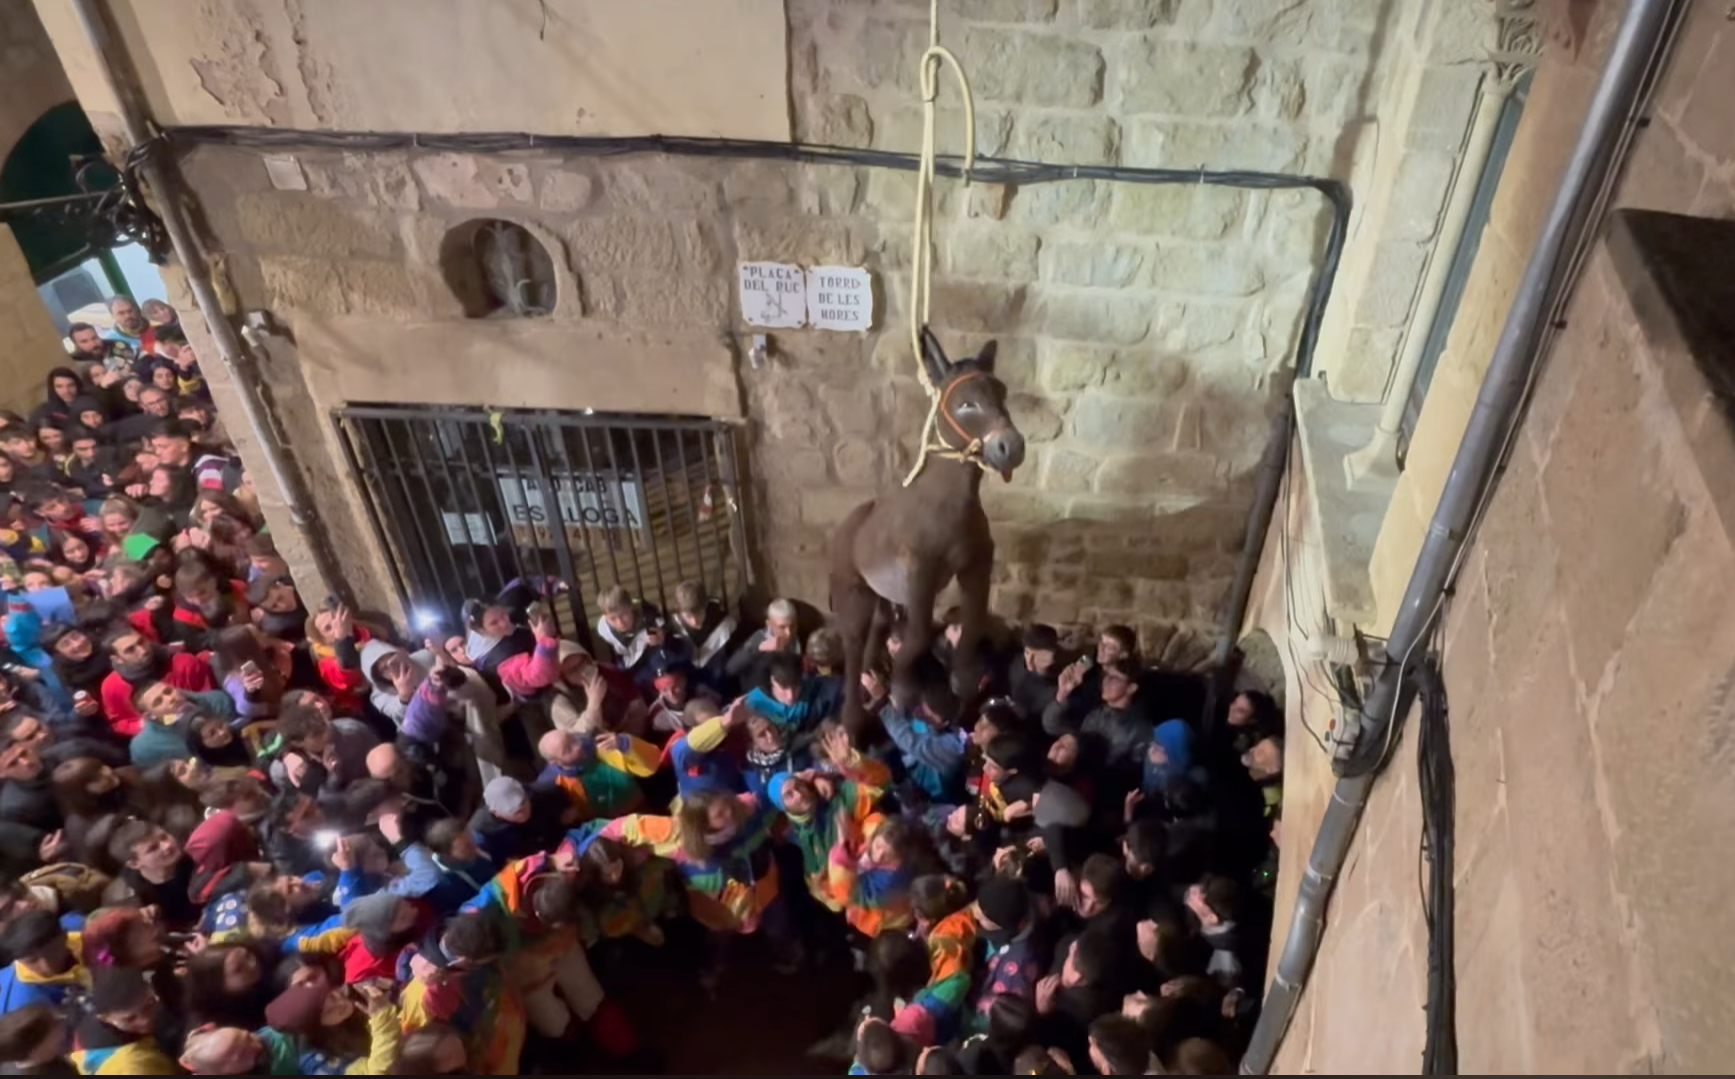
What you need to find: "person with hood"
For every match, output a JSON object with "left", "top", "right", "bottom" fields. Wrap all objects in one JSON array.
[
  {"left": 1128, "top": 719, "right": 1203, "bottom": 825},
  {"left": 27, "top": 371, "right": 84, "bottom": 434},
  {"left": 358, "top": 636, "right": 504, "bottom": 788},
  {"left": 0, "top": 605, "right": 70, "bottom": 715}
]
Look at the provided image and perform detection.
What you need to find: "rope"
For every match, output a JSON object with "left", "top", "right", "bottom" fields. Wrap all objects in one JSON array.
[{"left": 902, "top": 0, "right": 980, "bottom": 486}]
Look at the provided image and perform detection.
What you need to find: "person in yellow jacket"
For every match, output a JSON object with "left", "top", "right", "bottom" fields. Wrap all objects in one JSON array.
[{"left": 68, "top": 967, "right": 177, "bottom": 1075}]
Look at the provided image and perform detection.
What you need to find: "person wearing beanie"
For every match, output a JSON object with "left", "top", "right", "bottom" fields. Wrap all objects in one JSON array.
[
  {"left": 1010, "top": 624, "right": 1063, "bottom": 721},
  {"left": 966, "top": 875, "right": 1048, "bottom": 1034},
  {"left": 469, "top": 775, "right": 569, "bottom": 865},
  {"left": 68, "top": 966, "right": 175, "bottom": 1075}
]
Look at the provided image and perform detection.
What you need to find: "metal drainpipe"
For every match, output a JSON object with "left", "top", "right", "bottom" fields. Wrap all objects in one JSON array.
[
  {"left": 66, "top": 0, "right": 340, "bottom": 592},
  {"left": 1240, "top": 0, "right": 1686, "bottom": 1072}
]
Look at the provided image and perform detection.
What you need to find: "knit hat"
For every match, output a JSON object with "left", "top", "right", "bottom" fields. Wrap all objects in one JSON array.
[
  {"left": 121, "top": 532, "right": 160, "bottom": 563},
  {"left": 484, "top": 776, "right": 528, "bottom": 818},
  {"left": 341, "top": 891, "right": 403, "bottom": 939},
  {"left": 263, "top": 983, "right": 326, "bottom": 1035},
  {"left": 764, "top": 771, "right": 795, "bottom": 813},
  {"left": 975, "top": 875, "right": 1030, "bottom": 931}
]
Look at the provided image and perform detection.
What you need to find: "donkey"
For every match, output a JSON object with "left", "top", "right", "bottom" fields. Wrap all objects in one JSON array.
[{"left": 829, "top": 328, "right": 1026, "bottom": 735}]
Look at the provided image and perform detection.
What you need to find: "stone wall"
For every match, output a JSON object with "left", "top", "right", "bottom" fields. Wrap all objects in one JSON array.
[
  {"left": 1268, "top": 4, "right": 1735, "bottom": 1072},
  {"left": 154, "top": 0, "right": 1424, "bottom": 646},
  {"left": 0, "top": 0, "right": 79, "bottom": 417}
]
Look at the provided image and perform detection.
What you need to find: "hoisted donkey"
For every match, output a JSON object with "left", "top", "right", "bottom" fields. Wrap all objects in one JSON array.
[{"left": 829, "top": 328, "right": 1026, "bottom": 735}]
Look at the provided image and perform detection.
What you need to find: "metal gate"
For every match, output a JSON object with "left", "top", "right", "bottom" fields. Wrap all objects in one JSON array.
[{"left": 334, "top": 405, "right": 752, "bottom": 644}]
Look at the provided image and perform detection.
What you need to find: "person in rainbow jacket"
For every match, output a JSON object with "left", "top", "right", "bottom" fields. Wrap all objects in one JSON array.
[
  {"left": 458, "top": 844, "right": 639, "bottom": 1061},
  {"left": 884, "top": 874, "right": 980, "bottom": 1048},
  {"left": 762, "top": 723, "right": 894, "bottom": 923},
  {"left": 595, "top": 787, "right": 792, "bottom": 990}
]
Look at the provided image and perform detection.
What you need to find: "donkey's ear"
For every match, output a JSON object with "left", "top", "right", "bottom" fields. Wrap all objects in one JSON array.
[
  {"left": 919, "top": 326, "right": 952, "bottom": 385},
  {"left": 975, "top": 339, "right": 999, "bottom": 374}
]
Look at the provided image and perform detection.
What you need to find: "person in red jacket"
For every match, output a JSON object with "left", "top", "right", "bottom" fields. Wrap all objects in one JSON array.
[
  {"left": 98, "top": 628, "right": 215, "bottom": 738},
  {"left": 302, "top": 600, "right": 371, "bottom": 718}
]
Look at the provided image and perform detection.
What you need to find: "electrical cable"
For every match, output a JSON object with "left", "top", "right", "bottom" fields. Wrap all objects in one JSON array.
[
  {"left": 161, "top": 125, "right": 1351, "bottom": 390},
  {"left": 1412, "top": 650, "right": 1456, "bottom": 1075}
]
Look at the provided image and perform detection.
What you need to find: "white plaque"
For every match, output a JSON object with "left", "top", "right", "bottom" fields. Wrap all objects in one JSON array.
[
  {"left": 737, "top": 261, "right": 808, "bottom": 328},
  {"left": 807, "top": 266, "right": 875, "bottom": 332}
]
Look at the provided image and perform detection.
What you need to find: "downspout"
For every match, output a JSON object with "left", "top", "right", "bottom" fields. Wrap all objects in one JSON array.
[
  {"left": 1241, "top": 0, "right": 1686, "bottom": 1072},
  {"left": 1343, "top": 76, "right": 1510, "bottom": 488},
  {"left": 66, "top": 0, "right": 342, "bottom": 596}
]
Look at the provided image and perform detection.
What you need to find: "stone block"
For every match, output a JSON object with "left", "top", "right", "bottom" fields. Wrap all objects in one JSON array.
[
  {"left": 1039, "top": 342, "right": 1115, "bottom": 392},
  {"left": 1041, "top": 447, "right": 1102, "bottom": 492},
  {"left": 963, "top": 27, "right": 1106, "bottom": 108},
  {"left": 1354, "top": 241, "right": 1428, "bottom": 328},
  {"left": 1387, "top": 150, "right": 1457, "bottom": 243},
  {"left": 1010, "top": 393, "right": 1065, "bottom": 441},
  {"left": 809, "top": 94, "right": 876, "bottom": 148},
  {"left": 943, "top": 227, "right": 1042, "bottom": 279},
  {"left": 733, "top": 216, "right": 865, "bottom": 265},
  {"left": 953, "top": 0, "right": 1058, "bottom": 20},
  {"left": 569, "top": 216, "right": 721, "bottom": 280},
  {"left": 1079, "top": 0, "right": 1177, "bottom": 29},
  {"left": 1108, "top": 184, "right": 1244, "bottom": 240},
  {"left": 1147, "top": 243, "right": 1264, "bottom": 296},
  {"left": 1217, "top": 0, "right": 1310, "bottom": 39},
  {"left": 819, "top": 384, "right": 882, "bottom": 438},
  {"left": 1040, "top": 241, "right": 1148, "bottom": 288},
  {"left": 538, "top": 170, "right": 595, "bottom": 214},
  {"left": 412, "top": 153, "right": 532, "bottom": 208},
  {"left": 966, "top": 183, "right": 1013, "bottom": 221},
  {"left": 1124, "top": 118, "right": 1310, "bottom": 173},
  {"left": 1008, "top": 181, "right": 1108, "bottom": 228},
  {"left": 875, "top": 105, "right": 1014, "bottom": 158},
  {"left": 863, "top": 168, "right": 960, "bottom": 222},
  {"left": 924, "top": 280, "right": 1030, "bottom": 335},
  {"left": 1009, "top": 114, "right": 1120, "bottom": 166},
  {"left": 1405, "top": 65, "right": 1484, "bottom": 151},
  {"left": 606, "top": 165, "right": 721, "bottom": 216},
  {"left": 232, "top": 193, "right": 401, "bottom": 260},
  {"left": 795, "top": 166, "right": 863, "bottom": 216},
  {"left": 845, "top": 18, "right": 931, "bottom": 90},
  {"left": 1105, "top": 350, "right": 1190, "bottom": 396},
  {"left": 832, "top": 439, "right": 881, "bottom": 486},
  {"left": 1070, "top": 393, "right": 1165, "bottom": 448},
  {"left": 1255, "top": 57, "right": 1307, "bottom": 121},
  {"left": 1027, "top": 290, "right": 1152, "bottom": 344},
  {"left": 980, "top": 485, "right": 1071, "bottom": 525},
  {"left": 1116, "top": 41, "right": 1256, "bottom": 117},
  {"left": 260, "top": 256, "right": 429, "bottom": 318},
  {"left": 1095, "top": 451, "right": 1223, "bottom": 495}
]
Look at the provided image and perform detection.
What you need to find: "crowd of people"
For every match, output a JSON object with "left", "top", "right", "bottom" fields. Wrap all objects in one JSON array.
[{"left": 0, "top": 294, "right": 1288, "bottom": 1075}]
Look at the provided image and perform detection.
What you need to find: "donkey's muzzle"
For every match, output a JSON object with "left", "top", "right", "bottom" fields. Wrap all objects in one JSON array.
[{"left": 984, "top": 428, "right": 1026, "bottom": 482}]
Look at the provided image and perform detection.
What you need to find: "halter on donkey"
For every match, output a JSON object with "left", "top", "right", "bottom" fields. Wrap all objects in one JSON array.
[{"left": 828, "top": 328, "right": 1025, "bottom": 736}]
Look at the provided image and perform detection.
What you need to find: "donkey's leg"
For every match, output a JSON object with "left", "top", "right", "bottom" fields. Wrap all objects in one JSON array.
[
  {"left": 951, "top": 548, "right": 993, "bottom": 702},
  {"left": 835, "top": 584, "right": 877, "bottom": 739},
  {"left": 891, "top": 568, "right": 940, "bottom": 709}
]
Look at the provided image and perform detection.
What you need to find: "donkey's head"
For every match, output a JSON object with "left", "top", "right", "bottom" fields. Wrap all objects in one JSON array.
[{"left": 920, "top": 328, "right": 1026, "bottom": 482}]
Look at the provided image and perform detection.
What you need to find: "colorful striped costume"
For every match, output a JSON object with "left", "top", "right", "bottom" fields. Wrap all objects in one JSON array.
[
  {"left": 598, "top": 793, "right": 781, "bottom": 932},
  {"left": 538, "top": 734, "right": 661, "bottom": 820}
]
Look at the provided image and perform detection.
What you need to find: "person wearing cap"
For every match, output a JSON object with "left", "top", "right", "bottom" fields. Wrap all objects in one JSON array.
[
  {"left": 967, "top": 875, "right": 1047, "bottom": 1031},
  {"left": 469, "top": 775, "right": 568, "bottom": 866}
]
